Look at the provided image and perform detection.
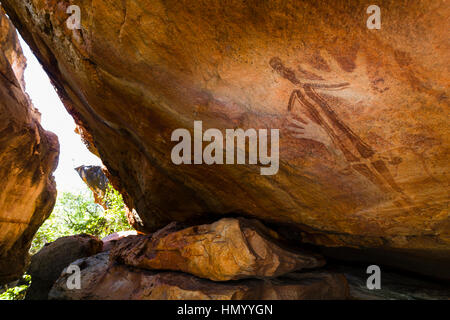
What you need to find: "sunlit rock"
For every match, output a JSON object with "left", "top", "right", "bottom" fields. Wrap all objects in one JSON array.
[
  {"left": 0, "top": 7, "right": 59, "bottom": 284},
  {"left": 111, "top": 218, "right": 325, "bottom": 281},
  {"left": 101, "top": 230, "right": 137, "bottom": 252}
]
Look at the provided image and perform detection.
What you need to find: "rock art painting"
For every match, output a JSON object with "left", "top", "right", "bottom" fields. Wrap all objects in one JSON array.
[{"left": 271, "top": 57, "right": 415, "bottom": 211}]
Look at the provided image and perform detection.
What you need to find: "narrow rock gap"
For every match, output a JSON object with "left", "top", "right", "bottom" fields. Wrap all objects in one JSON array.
[{"left": 19, "top": 35, "right": 103, "bottom": 193}]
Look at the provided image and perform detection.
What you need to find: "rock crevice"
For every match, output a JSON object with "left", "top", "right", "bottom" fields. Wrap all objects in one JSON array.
[{"left": 0, "top": 7, "right": 59, "bottom": 284}]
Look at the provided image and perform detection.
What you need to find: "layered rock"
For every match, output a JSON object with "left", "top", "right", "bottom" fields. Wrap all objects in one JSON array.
[
  {"left": 49, "top": 219, "right": 348, "bottom": 300},
  {"left": 0, "top": 7, "right": 59, "bottom": 284},
  {"left": 26, "top": 234, "right": 103, "bottom": 300},
  {"left": 49, "top": 251, "right": 348, "bottom": 300},
  {"left": 2, "top": 0, "right": 449, "bottom": 276},
  {"left": 111, "top": 218, "right": 325, "bottom": 281}
]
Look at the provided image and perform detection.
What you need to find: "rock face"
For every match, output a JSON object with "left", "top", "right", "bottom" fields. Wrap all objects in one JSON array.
[
  {"left": 0, "top": 7, "right": 59, "bottom": 284},
  {"left": 74, "top": 165, "right": 109, "bottom": 208},
  {"left": 2, "top": 0, "right": 449, "bottom": 274},
  {"left": 111, "top": 218, "right": 325, "bottom": 281},
  {"left": 26, "top": 234, "right": 103, "bottom": 300},
  {"left": 49, "top": 252, "right": 348, "bottom": 300}
]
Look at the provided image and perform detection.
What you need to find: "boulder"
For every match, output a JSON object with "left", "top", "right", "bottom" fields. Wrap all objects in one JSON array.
[
  {"left": 26, "top": 234, "right": 103, "bottom": 300},
  {"left": 111, "top": 218, "right": 325, "bottom": 281},
  {"left": 49, "top": 252, "right": 349, "bottom": 300},
  {"left": 2, "top": 0, "right": 449, "bottom": 276},
  {"left": 0, "top": 7, "right": 59, "bottom": 284},
  {"left": 101, "top": 230, "right": 137, "bottom": 252},
  {"left": 74, "top": 165, "right": 109, "bottom": 208}
]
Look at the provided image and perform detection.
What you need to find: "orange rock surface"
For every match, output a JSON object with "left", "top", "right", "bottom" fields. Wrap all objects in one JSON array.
[
  {"left": 0, "top": 8, "right": 59, "bottom": 284},
  {"left": 111, "top": 218, "right": 325, "bottom": 281}
]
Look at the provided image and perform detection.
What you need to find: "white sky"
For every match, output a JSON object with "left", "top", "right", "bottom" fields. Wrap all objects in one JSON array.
[{"left": 19, "top": 37, "right": 103, "bottom": 192}]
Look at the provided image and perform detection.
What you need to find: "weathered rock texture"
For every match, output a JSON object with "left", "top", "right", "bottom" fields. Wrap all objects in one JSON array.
[
  {"left": 2, "top": 0, "right": 449, "bottom": 273},
  {"left": 111, "top": 218, "right": 325, "bottom": 281},
  {"left": 49, "top": 252, "right": 349, "bottom": 300},
  {"left": 0, "top": 7, "right": 59, "bottom": 284},
  {"left": 101, "top": 230, "right": 137, "bottom": 252},
  {"left": 26, "top": 234, "right": 103, "bottom": 300},
  {"left": 74, "top": 165, "right": 109, "bottom": 208}
]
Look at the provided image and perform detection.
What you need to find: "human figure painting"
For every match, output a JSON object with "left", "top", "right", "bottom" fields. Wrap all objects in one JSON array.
[{"left": 270, "top": 57, "right": 414, "bottom": 210}]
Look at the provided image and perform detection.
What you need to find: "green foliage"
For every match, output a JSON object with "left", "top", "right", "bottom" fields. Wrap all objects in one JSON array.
[
  {"left": 3, "top": 184, "right": 133, "bottom": 300},
  {"left": 102, "top": 185, "right": 131, "bottom": 236},
  {"left": 30, "top": 184, "right": 132, "bottom": 255},
  {"left": 0, "top": 274, "right": 31, "bottom": 300}
]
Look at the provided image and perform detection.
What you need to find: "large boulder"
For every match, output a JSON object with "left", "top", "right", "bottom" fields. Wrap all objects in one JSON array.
[
  {"left": 2, "top": 0, "right": 449, "bottom": 275},
  {"left": 0, "top": 7, "right": 59, "bottom": 284},
  {"left": 49, "top": 252, "right": 349, "bottom": 300},
  {"left": 26, "top": 234, "right": 103, "bottom": 300},
  {"left": 111, "top": 218, "right": 325, "bottom": 281}
]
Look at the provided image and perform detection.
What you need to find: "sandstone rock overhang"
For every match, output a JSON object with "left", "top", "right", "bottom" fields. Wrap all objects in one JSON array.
[
  {"left": 1, "top": 0, "right": 448, "bottom": 276},
  {"left": 0, "top": 7, "right": 59, "bottom": 284}
]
